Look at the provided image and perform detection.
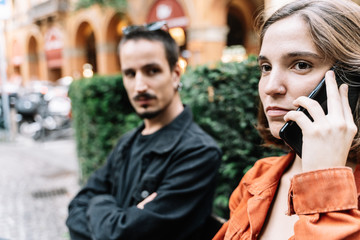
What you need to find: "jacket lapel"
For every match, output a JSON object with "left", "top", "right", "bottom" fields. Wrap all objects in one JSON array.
[{"left": 225, "top": 152, "right": 295, "bottom": 239}]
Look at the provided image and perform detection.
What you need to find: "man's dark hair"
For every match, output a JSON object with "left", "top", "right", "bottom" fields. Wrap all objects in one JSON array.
[{"left": 119, "top": 29, "right": 179, "bottom": 71}]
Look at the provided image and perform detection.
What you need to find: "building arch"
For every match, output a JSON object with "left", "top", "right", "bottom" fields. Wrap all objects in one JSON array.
[
  {"left": 68, "top": 7, "right": 103, "bottom": 46},
  {"left": 103, "top": 13, "right": 130, "bottom": 74},
  {"left": 73, "top": 21, "right": 97, "bottom": 77},
  {"left": 24, "top": 25, "right": 45, "bottom": 85},
  {"left": 227, "top": 0, "right": 261, "bottom": 55},
  {"left": 11, "top": 39, "right": 23, "bottom": 79},
  {"left": 66, "top": 6, "right": 106, "bottom": 78},
  {"left": 178, "top": 0, "right": 229, "bottom": 65},
  {"left": 226, "top": 6, "right": 246, "bottom": 47},
  {"left": 27, "top": 35, "right": 41, "bottom": 82}
]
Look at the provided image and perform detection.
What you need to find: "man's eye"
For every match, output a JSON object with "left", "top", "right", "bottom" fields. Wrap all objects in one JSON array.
[
  {"left": 148, "top": 68, "right": 160, "bottom": 75},
  {"left": 124, "top": 71, "right": 135, "bottom": 78}
]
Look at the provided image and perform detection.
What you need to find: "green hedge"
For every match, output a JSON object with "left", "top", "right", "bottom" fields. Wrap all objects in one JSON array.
[
  {"left": 68, "top": 55, "right": 283, "bottom": 218},
  {"left": 180, "top": 56, "right": 284, "bottom": 217},
  {"left": 68, "top": 75, "right": 141, "bottom": 180}
]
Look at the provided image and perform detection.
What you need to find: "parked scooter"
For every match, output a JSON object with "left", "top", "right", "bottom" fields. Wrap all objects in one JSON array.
[
  {"left": 15, "top": 83, "right": 72, "bottom": 140},
  {"left": 36, "top": 87, "right": 72, "bottom": 140},
  {"left": 15, "top": 91, "right": 43, "bottom": 139}
]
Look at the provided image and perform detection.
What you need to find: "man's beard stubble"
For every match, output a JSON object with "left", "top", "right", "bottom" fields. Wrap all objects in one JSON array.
[
  {"left": 137, "top": 108, "right": 162, "bottom": 119},
  {"left": 133, "top": 92, "right": 162, "bottom": 119}
]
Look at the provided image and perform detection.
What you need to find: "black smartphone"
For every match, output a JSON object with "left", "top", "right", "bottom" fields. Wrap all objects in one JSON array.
[{"left": 279, "top": 69, "right": 359, "bottom": 157}]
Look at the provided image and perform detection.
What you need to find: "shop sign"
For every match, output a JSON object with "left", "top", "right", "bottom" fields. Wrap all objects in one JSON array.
[
  {"left": 44, "top": 27, "right": 63, "bottom": 68},
  {"left": 147, "top": 0, "right": 188, "bottom": 28}
]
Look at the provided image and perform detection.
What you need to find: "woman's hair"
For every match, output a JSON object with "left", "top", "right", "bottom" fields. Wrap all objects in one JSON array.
[{"left": 255, "top": 0, "right": 360, "bottom": 162}]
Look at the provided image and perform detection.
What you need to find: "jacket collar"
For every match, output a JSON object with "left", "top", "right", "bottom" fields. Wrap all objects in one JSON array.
[
  {"left": 225, "top": 152, "right": 296, "bottom": 239},
  {"left": 126, "top": 105, "right": 193, "bottom": 155},
  {"left": 244, "top": 152, "right": 296, "bottom": 196}
]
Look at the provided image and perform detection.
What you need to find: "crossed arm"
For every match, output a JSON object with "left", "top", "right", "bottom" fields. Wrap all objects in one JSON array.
[{"left": 66, "top": 147, "right": 221, "bottom": 240}]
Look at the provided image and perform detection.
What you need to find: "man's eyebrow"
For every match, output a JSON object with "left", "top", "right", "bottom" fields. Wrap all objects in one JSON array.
[
  {"left": 143, "top": 63, "right": 161, "bottom": 68},
  {"left": 122, "top": 63, "right": 161, "bottom": 72},
  {"left": 121, "top": 67, "right": 133, "bottom": 73}
]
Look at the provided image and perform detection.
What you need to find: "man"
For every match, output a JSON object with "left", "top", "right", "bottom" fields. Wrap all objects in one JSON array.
[{"left": 66, "top": 21, "right": 222, "bottom": 240}]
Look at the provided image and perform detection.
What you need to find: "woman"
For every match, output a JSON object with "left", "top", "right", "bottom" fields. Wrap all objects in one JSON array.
[{"left": 213, "top": 0, "right": 360, "bottom": 239}]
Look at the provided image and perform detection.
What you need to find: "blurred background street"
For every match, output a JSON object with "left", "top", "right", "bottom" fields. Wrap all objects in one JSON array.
[
  {"left": 0, "top": 131, "right": 80, "bottom": 240},
  {"left": 0, "top": 1, "right": 359, "bottom": 239}
]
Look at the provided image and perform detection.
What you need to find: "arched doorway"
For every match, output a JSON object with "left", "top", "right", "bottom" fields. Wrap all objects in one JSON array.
[
  {"left": 11, "top": 39, "right": 23, "bottom": 86},
  {"left": 28, "top": 36, "right": 40, "bottom": 82},
  {"left": 227, "top": 7, "right": 246, "bottom": 47},
  {"left": 223, "top": 1, "right": 260, "bottom": 62},
  {"left": 75, "top": 22, "right": 97, "bottom": 77},
  {"left": 106, "top": 14, "right": 126, "bottom": 74}
]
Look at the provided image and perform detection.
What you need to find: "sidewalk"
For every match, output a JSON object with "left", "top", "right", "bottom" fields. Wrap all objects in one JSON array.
[{"left": 0, "top": 133, "right": 80, "bottom": 240}]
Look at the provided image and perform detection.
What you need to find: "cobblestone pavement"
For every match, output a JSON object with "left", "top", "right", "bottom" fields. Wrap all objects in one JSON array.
[{"left": 0, "top": 133, "right": 80, "bottom": 240}]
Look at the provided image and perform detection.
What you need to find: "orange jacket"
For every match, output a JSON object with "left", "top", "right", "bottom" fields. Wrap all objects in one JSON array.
[{"left": 213, "top": 152, "right": 360, "bottom": 240}]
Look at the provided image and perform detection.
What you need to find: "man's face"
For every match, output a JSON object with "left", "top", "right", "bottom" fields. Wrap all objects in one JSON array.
[{"left": 120, "top": 39, "right": 180, "bottom": 119}]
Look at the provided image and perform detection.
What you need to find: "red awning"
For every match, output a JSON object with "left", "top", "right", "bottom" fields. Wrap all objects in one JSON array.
[
  {"left": 44, "top": 27, "right": 63, "bottom": 69},
  {"left": 147, "top": 0, "right": 188, "bottom": 28}
]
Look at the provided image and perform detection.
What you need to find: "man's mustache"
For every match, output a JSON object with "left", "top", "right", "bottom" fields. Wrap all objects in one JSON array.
[{"left": 133, "top": 93, "right": 157, "bottom": 101}]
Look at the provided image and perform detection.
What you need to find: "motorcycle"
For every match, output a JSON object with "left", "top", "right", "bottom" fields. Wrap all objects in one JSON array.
[
  {"left": 15, "top": 92, "right": 43, "bottom": 138},
  {"left": 15, "top": 85, "right": 72, "bottom": 140}
]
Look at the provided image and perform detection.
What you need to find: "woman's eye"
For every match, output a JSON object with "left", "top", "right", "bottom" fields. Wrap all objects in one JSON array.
[
  {"left": 294, "top": 62, "right": 311, "bottom": 70},
  {"left": 260, "top": 64, "right": 271, "bottom": 73}
]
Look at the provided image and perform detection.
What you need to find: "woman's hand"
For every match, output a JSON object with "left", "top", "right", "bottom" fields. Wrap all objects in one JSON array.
[{"left": 284, "top": 70, "right": 357, "bottom": 172}]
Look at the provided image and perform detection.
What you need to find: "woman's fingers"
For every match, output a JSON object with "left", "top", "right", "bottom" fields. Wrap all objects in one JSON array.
[
  {"left": 283, "top": 70, "right": 357, "bottom": 170},
  {"left": 288, "top": 96, "right": 325, "bottom": 124},
  {"left": 285, "top": 70, "right": 352, "bottom": 130},
  {"left": 325, "top": 71, "right": 343, "bottom": 117},
  {"left": 339, "top": 84, "right": 357, "bottom": 125}
]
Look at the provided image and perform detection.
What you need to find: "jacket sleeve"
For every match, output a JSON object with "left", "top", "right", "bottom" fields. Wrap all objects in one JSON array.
[
  {"left": 66, "top": 146, "right": 116, "bottom": 240},
  {"left": 85, "top": 146, "right": 221, "bottom": 240},
  {"left": 288, "top": 167, "right": 360, "bottom": 240}
]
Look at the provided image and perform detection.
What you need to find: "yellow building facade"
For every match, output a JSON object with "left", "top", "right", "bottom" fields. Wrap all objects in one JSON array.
[{"left": 3, "top": 0, "right": 359, "bottom": 86}]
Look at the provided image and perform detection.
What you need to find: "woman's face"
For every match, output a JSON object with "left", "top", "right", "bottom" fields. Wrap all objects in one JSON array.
[{"left": 258, "top": 15, "right": 333, "bottom": 139}]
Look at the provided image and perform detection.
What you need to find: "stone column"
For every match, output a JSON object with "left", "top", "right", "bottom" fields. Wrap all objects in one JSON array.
[{"left": 184, "top": 0, "right": 229, "bottom": 66}]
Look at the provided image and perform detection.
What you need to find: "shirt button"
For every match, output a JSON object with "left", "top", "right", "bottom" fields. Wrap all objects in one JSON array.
[{"left": 141, "top": 190, "right": 149, "bottom": 198}]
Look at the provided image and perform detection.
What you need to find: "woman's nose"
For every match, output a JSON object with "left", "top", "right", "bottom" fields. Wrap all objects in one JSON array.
[{"left": 263, "top": 69, "right": 287, "bottom": 96}]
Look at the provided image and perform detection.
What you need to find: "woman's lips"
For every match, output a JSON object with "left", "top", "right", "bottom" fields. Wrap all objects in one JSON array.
[{"left": 266, "top": 106, "right": 291, "bottom": 117}]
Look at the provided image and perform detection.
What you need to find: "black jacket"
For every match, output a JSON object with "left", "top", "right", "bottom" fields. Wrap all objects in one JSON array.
[{"left": 66, "top": 106, "right": 222, "bottom": 240}]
